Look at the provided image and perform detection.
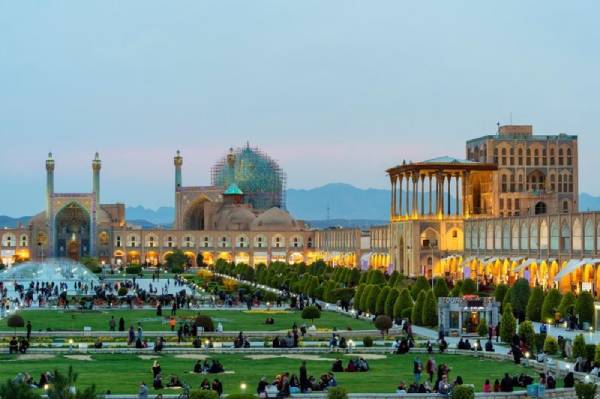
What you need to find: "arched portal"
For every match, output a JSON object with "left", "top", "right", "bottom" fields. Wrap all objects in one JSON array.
[
  {"left": 54, "top": 202, "right": 91, "bottom": 261},
  {"left": 183, "top": 198, "right": 208, "bottom": 230}
]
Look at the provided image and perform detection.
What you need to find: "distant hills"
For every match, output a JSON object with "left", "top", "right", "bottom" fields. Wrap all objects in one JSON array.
[{"left": 2, "top": 184, "right": 600, "bottom": 229}]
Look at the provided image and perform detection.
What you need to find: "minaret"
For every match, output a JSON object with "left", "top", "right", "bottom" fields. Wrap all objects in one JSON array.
[
  {"left": 92, "top": 152, "right": 101, "bottom": 204},
  {"left": 174, "top": 150, "right": 183, "bottom": 229},
  {"left": 46, "top": 152, "right": 55, "bottom": 215}
]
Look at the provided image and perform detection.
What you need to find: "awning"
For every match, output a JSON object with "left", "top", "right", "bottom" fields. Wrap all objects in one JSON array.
[
  {"left": 513, "top": 258, "right": 539, "bottom": 273},
  {"left": 461, "top": 256, "right": 476, "bottom": 265},
  {"left": 486, "top": 257, "right": 500, "bottom": 263},
  {"left": 553, "top": 259, "right": 590, "bottom": 282},
  {"left": 510, "top": 256, "right": 525, "bottom": 262},
  {"left": 442, "top": 255, "right": 459, "bottom": 262}
]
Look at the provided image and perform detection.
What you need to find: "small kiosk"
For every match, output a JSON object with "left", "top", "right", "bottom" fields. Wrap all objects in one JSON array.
[{"left": 438, "top": 296, "right": 500, "bottom": 336}]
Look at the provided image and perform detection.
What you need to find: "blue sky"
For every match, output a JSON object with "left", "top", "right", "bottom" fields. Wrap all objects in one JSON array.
[{"left": 1, "top": 1, "right": 599, "bottom": 216}]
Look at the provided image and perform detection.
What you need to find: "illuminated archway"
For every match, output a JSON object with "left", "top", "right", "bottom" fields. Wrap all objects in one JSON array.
[
  {"left": 289, "top": 252, "right": 304, "bottom": 265},
  {"left": 183, "top": 251, "right": 196, "bottom": 267},
  {"left": 234, "top": 252, "right": 250, "bottom": 265},
  {"left": 127, "top": 250, "right": 140, "bottom": 265},
  {"left": 145, "top": 251, "right": 159, "bottom": 266},
  {"left": 217, "top": 252, "right": 233, "bottom": 263},
  {"left": 202, "top": 252, "right": 214, "bottom": 266}
]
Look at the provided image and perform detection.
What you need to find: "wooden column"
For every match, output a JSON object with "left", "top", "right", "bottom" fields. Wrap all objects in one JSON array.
[
  {"left": 455, "top": 174, "right": 460, "bottom": 216},
  {"left": 390, "top": 176, "right": 396, "bottom": 218},
  {"left": 420, "top": 174, "right": 425, "bottom": 216},
  {"left": 447, "top": 173, "right": 452, "bottom": 215},
  {"left": 428, "top": 174, "right": 433, "bottom": 216}
]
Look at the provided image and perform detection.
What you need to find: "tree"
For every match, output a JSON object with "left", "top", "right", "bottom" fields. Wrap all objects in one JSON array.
[
  {"left": 165, "top": 250, "right": 188, "bottom": 272},
  {"left": 526, "top": 286, "right": 545, "bottom": 322},
  {"left": 518, "top": 320, "right": 536, "bottom": 353},
  {"left": 500, "top": 303, "right": 517, "bottom": 343},
  {"left": 558, "top": 291, "right": 576, "bottom": 318},
  {"left": 502, "top": 287, "right": 513, "bottom": 314},
  {"left": 47, "top": 366, "right": 97, "bottom": 399},
  {"left": 543, "top": 335, "right": 558, "bottom": 355},
  {"left": 541, "top": 288, "right": 562, "bottom": 322},
  {"left": 353, "top": 284, "right": 366, "bottom": 311},
  {"left": 384, "top": 288, "right": 400, "bottom": 318},
  {"left": 393, "top": 288, "right": 413, "bottom": 319},
  {"left": 367, "top": 269, "right": 386, "bottom": 285},
  {"left": 510, "top": 278, "right": 530, "bottom": 321},
  {"left": 494, "top": 283, "right": 509, "bottom": 304},
  {"left": 461, "top": 278, "right": 477, "bottom": 295},
  {"left": 477, "top": 318, "right": 488, "bottom": 337},
  {"left": 7, "top": 314, "right": 24, "bottom": 334},
  {"left": 421, "top": 290, "right": 438, "bottom": 327},
  {"left": 388, "top": 271, "right": 400, "bottom": 287},
  {"left": 374, "top": 315, "right": 393, "bottom": 336},
  {"left": 301, "top": 306, "right": 321, "bottom": 325},
  {"left": 360, "top": 285, "right": 373, "bottom": 312},
  {"left": 367, "top": 286, "right": 381, "bottom": 315},
  {"left": 375, "top": 286, "right": 390, "bottom": 316},
  {"left": 411, "top": 290, "right": 427, "bottom": 326},
  {"left": 433, "top": 278, "right": 449, "bottom": 298},
  {"left": 573, "top": 334, "right": 587, "bottom": 359},
  {"left": 411, "top": 276, "right": 429, "bottom": 300},
  {"left": 195, "top": 253, "right": 205, "bottom": 267},
  {"left": 0, "top": 379, "right": 41, "bottom": 399},
  {"left": 576, "top": 291, "right": 595, "bottom": 325}
]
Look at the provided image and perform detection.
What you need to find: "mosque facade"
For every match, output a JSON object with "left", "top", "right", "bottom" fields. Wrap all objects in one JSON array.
[{"left": 0, "top": 146, "right": 315, "bottom": 267}]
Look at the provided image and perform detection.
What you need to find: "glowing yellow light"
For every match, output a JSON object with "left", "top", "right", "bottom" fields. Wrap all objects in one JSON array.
[{"left": 240, "top": 383, "right": 247, "bottom": 390}]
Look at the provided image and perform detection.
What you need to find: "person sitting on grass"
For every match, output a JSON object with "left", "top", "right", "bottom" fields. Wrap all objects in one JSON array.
[
  {"left": 18, "top": 337, "right": 29, "bottom": 354},
  {"left": 153, "top": 374, "right": 163, "bottom": 390},
  {"left": 199, "top": 378, "right": 211, "bottom": 390},
  {"left": 166, "top": 375, "right": 182, "bottom": 388},
  {"left": 396, "top": 337, "right": 409, "bottom": 354},
  {"left": 9, "top": 337, "right": 18, "bottom": 354},
  {"left": 331, "top": 359, "right": 344, "bottom": 372},
  {"left": 265, "top": 317, "right": 275, "bottom": 325},
  {"left": 396, "top": 381, "right": 407, "bottom": 394},
  {"left": 485, "top": 339, "right": 495, "bottom": 352},
  {"left": 211, "top": 379, "right": 223, "bottom": 396},
  {"left": 207, "top": 359, "right": 224, "bottom": 374},
  {"left": 439, "top": 337, "right": 448, "bottom": 353},
  {"left": 193, "top": 360, "right": 202, "bottom": 374}
]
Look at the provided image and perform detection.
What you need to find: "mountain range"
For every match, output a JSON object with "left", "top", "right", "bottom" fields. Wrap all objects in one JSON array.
[{"left": 2, "top": 183, "right": 600, "bottom": 229}]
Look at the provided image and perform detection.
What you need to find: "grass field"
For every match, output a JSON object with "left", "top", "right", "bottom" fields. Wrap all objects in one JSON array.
[
  {"left": 0, "top": 352, "right": 539, "bottom": 395},
  {"left": 1, "top": 309, "right": 373, "bottom": 332}
]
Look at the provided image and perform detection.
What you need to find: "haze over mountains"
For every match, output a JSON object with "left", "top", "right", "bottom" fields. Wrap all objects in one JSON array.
[{"left": 2, "top": 183, "right": 600, "bottom": 228}]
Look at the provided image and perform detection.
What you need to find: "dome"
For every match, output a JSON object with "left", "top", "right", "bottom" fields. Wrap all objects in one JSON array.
[
  {"left": 28, "top": 211, "right": 47, "bottom": 228},
  {"left": 251, "top": 207, "right": 299, "bottom": 231},
  {"left": 0, "top": 258, "right": 99, "bottom": 286},
  {"left": 211, "top": 144, "right": 286, "bottom": 210},
  {"left": 215, "top": 205, "right": 256, "bottom": 231}
]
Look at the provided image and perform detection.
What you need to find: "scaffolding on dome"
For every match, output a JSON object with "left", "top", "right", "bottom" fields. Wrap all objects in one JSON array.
[{"left": 211, "top": 143, "right": 287, "bottom": 210}]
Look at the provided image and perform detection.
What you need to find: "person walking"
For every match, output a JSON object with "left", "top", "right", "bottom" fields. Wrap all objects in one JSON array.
[
  {"left": 299, "top": 361, "right": 309, "bottom": 393},
  {"left": 138, "top": 382, "right": 148, "bottom": 399},
  {"left": 109, "top": 316, "right": 116, "bottom": 332},
  {"left": 26, "top": 321, "right": 32, "bottom": 341},
  {"left": 413, "top": 356, "right": 422, "bottom": 384}
]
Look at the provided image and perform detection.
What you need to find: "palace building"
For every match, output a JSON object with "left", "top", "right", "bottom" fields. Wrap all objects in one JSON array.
[{"left": 0, "top": 145, "right": 316, "bottom": 267}]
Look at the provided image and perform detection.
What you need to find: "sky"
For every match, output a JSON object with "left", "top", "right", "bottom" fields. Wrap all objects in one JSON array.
[{"left": 0, "top": 1, "right": 599, "bottom": 216}]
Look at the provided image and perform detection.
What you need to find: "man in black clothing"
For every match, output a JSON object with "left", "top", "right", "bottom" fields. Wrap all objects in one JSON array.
[
  {"left": 26, "top": 321, "right": 32, "bottom": 340},
  {"left": 299, "top": 361, "right": 309, "bottom": 393},
  {"left": 500, "top": 373, "right": 513, "bottom": 392}
]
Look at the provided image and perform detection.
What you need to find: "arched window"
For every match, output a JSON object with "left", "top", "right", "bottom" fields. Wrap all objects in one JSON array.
[
  {"left": 534, "top": 148, "right": 539, "bottom": 166},
  {"left": 563, "top": 200, "right": 570, "bottom": 213},
  {"left": 518, "top": 174, "right": 524, "bottom": 192},
  {"left": 540, "top": 221, "right": 549, "bottom": 250},
  {"left": 550, "top": 174, "right": 556, "bottom": 192},
  {"left": 561, "top": 223, "right": 571, "bottom": 251},
  {"left": 520, "top": 223, "right": 529, "bottom": 250},
  {"left": 502, "top": 223, "right": 510, "bottom": 250},
  {"left": 493, "top": 148, "right": 498, "bottom": 164},
  {"left": 501, "top": 175, "right": 508, "bottom": 193},
  {"left": 558, "top": 175, "right": 563, "bottom": 193},
  {"left": 116, "top": 235, "right": 122, "bottom": 247},
  {"left": 558, "top": 148, "right": 564, "bottom": 165},
  {"left": 20, "top": 234, "right": 28, "bottom": 247},
  {"left": 568, "top": 175, "right": 573, "bottom": 192},
  {"left": 501, "top": 148, "right": 507, "bottom": 165},
  {"left": 534, "top": 202, "right": 547, "bottom": 215},
  {"left": 307, "top": 237, "right": 313, "bottom": 248},
  {"left": 530, "top": 223, "right": 538, "bottom": 250},
  {"left": 510, "top": 174, "right": 515, "bottom": 192},
  {"left": 572, "top": 219, "right": 582, "bottom": 251},
  {"left": 584, "top": 220, "right": 594, "bottom": 251},
  {"left": 567, "top": 148, "right": 572, "bottom": 166},
  {"left": 550, "top": 222, "right": 559, "bottom": 250},
  {"left": 509, "top": 148, "right": 515, "bottom": 166},
  {"left": 518, "top": 148, "right": 523, "bottom": 166},
  {"left": 526, "top": 148, "right": 531, "bottom": 166}
]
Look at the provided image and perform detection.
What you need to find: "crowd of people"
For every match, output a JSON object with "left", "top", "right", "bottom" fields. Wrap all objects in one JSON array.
[{"left": 256, "top": 361, "right": 337, "bottom": 398}]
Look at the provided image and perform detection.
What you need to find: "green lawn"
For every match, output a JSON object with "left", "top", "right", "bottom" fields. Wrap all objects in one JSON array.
[
  {"left": 0, "top": 353, "right": 539, "bottom": 395},
  {"left": 1, "top": 309, "right": 373, "bottom": 332}
]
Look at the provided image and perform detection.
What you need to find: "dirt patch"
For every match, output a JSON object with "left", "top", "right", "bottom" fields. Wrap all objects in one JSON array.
[
  {"left": 64, "top": 355, "right": 93, "bottom": 361},
  {"left": 245, "top": 354, "right": 329, "bottom": 361},
  {"left": 139, "top": 355, "right": 160, "bottom": 360},
  {"left": 344, "top": 353, "right": 387, "bottom": 360},
  {"left": 16, "top": 354, "right": 55, "bottom": 361},
  {"left": 174, "top": 354, "right": 209, "bottom": 360}
]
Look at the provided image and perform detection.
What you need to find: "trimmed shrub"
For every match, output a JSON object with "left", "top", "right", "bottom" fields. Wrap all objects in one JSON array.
[
  {"left": 367, "top": 269, "right": 386, "bottom": 285},
  {"left": 585, "top": 344, "right": 596, "bottom": 361},
  {"left": 461, "top": 278, "right": 477, "bottom": 295},
  {"left": 411, "top": 290, "right": 427, "bottom": 326},
  {"left": 411, "top": 276, "right": 429, "bottom": 299},
  {"left": 301, "top": 306, "right": 321, "bottom": 324},
  {"left": 558, "top": 291, "right": 576, "bottom": 318},
  {"left": 544, "top": 335, "right": 558, "bottom": 355},
  {"left": 353, "top": 284, "right": 366, "bottom": 311},
  {"left": 500, "top": 304, "right": 516, "bottom": 343},
  {"left": 502, "top": 287, "right": 513, "bottom": 313},
  {"left": 327, "top": 387, "right": 348, "bottom": 399},
  {"left": 421, "top": 290, "right": 438, "bottom": 327},
  {"left": 194, "top": 315, "right": 215, "bottom": 332},
  {"left": 510, "top": 278, "right": 530, "bottom": 321},
  {"left": 494, "top": 283, "right": 509, "bottom": 304},
  {"left": 573, "top": 334, "right": 587, "bottom": 359},
  {"left": 433, "top": 278, "right": 449, "bottom": 298},
  {"left": 575, "top": 383, "right": 597, "bottom": 399},
  {"left": 576, "top": 291, "right": 595, "bottom": 325},
  {"left": 362, "top": 336, "right": 373, "bottom": 347},
  {"left": 331, "top": 288, "right": 355, "bottom": 304},
  {"left": 384, "top": 288, "right": 400, "bottom": 318},
  {"left": 401, "top": 307, "right": 412, "bottom": 320},
  {"left": 125, "top": 265, "right": 142, "bottom": 275},
  {"left": 189, "top": 390, "right": 219, "bottom": 399},
  {"left": 594, "top": 344, "right": 600, "bottom": 364},
  {"left": 541, "top": 288, "right": 562, "bottom": 322},
  {"left": 360, "top": 285, "right": 374, "bottom": 312},
  {"left": 117, "top": 287, "right": 128, "bottom": 296},
  {"left": 518, "top": 321, "right": 536, "bottom": 353},
  {"left": 375, "top": 286, "right": 390, "bottom": 316},
  {"left": 451, "top": 385, "right": 475, "bottom": 399},
  {"left": 366, "top": 286, "right": 381, "bottom": 315},
  {"left": 526, "top": 286, "right": 544, "bottom": 322},
  {"left": 374, "top": 315, "right": 393, "bottom": 336},
  {"left": 477, "top": 318, "right": 488, "bottom": 338},
  {"left": 393, "top": 289, "right": 413, "bottom": 319},
  {"left": 535, "top": 334, "right": 547, "bottom": 354}
]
